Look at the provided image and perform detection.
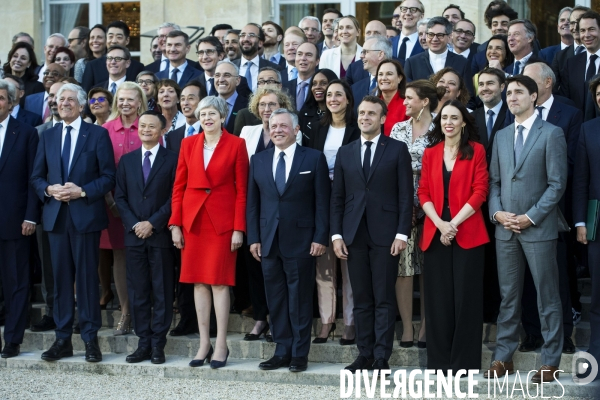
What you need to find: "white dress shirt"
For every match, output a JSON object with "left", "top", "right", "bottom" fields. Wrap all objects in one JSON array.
[
  {"left": 204, "top": 72, "right": 215, "bottom": 94},
  {"left": 62, "top": 117, "right": 82, "bottom": 173},
  {"left": 0, "top": 114, "right": 9, "bottom": 156},
  {"left": 160, "top": 55, "right": 169, "bottom": 71},
  {"left": 454, "top": 47, "right": 470, "bottom": 59},
  {"left": 514, "top": 111, "right": 537, "bottom": 146},
  {"left": 272, "top": 142, "right": 296, "bottom": 181},
  {"left": 37, "top": 64, "right": 47, "bottom": 82},
  {"left": 429, "top": 49, "right": 448, "bottom": 73},
  {"left": 286, "top": 62, "right": 297, "bottom": 81},
  {"left": 536, "top": 96, "right": 554, "bottom": 121},
  {"left": 108, "top": 75, "right": 126, "bottom": 92},
  {"left": 240, "top": 54, "right": 260, "bottom": 92},
  {"left": 484, "top": 101, "right": 504, "bottom": 129},
  {"left": 168, "top": 60, "right": 189, "bottom": 84},
  {"left": 10, "top": 104, "right": 20, "bottom": 119},
  {"left": 398, "top": 31, "right": 419, "bottom": 60},
  {"left": 512, "top": 52, "right": 533, "bottom": 75},
  {"left": 141, "top": 142, "right": 160, "bottom": 167}
]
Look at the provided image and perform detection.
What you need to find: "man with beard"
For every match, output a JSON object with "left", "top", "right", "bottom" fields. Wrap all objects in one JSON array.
[
  {"left": 150, "top": 36, "right": 162, "bottom": 62},
  {"left": 233, "top": 24, "right": 282, "bottom": 93},
  {"left": 24, "top": 63, "right": 68, "bottom": 121},
  {"left": 224, "top": 30, "right": 242, "bottom": 62}
]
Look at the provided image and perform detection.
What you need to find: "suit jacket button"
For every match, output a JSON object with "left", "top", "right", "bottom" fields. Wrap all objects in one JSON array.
[
  {"left": 143, "top": 196, "right": 147, "bottom": 199},
  {"left": 206, "top": 189, "right": 211, "bottom": 193},
  {"left": 512, "top": 178, "right": 516, "bottom": 182}
]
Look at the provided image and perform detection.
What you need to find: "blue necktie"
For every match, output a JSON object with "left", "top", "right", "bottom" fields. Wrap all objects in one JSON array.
[
  {"left": 275, "top": 152, "right": 286, "bottom": 195},
  {"left": 110, "top": 82, "right": 117, "bottom": 95},
  {"left": 62, "top": 126, "right": 72, "bottom": 183},
  {"left": 142, "top": 151, "right": 151, "bottom": 183},
  {"left": 398, "top": 37, "right": 410, "bottom": 60},
  {"left": 186, "top": 125, "right": 195, "bottom": 137},
  {"left": 290, "top": 67, "right": 298, "bottom": 80},
  {"left": 363, "top": 141, "right": 373, "bottom": 180},
  {"left": 171, "top": 67, "right": 179, "bottom": 83},
  {"left": 369, "top": 77, "right": 377, "bottom": 94},
  {"left": 536, "top": 106, "right": 544, "bottom": 119},
  {"left": 245, "top": 61, "right": 253, "bottom": 90},
  {"left": 513, "top": 61, "right": 521, "bottom": 76},
  {"left": 486, "top": 109, "right": 495, "bottom": 139},
  {"left": 514, "top": 125, "right": 524, "bottom": 162},
  {"left": 296, "top": 81, "right": 307, "bottom": 111}
]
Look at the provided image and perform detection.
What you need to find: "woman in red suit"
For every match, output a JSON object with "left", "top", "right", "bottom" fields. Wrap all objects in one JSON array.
[
  {"left": 417, "top": 100, "right": 489, "bottom": 373},
  {"left": 170, "top": 96, "right": 249, "bottom": 369}
]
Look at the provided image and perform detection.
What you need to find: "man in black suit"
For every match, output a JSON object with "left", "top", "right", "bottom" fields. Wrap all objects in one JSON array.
[
  {"left": 0, "top": 80, "right": 40, "bottom": 358},
  {"left": 451, "top": 19, "right": 479, "bottom": 70},
  {"left": 247, "top": 108, "right": 330, "bottom": 372},
  {"left": 114, "top": 111, "right": 178, "bottom": 364},
  {"left": 4, "top": 75, "right": 43, "bottom": 127},
  {"left": 215, "top": 61, "right": 248, "bottom": 133},
  {"left": 405, "top": 17, "right": 468, "bottom": 85},
  {"left": 30, "top": 83, "right": 116, "bottom": 363},
  {"left": 331, "top": 96, "right": 413, "bottom": 372},
  {"left": 552, "top": 6, "right": 589, "bottom": 91},
  {"left": 280, "top": 29, "right": 306, "bottom": 87},
  {"left": 156, "top": 31, "right": 202, "bottom": 87},
  {"left": 351, "top": 36, "right": 390, "bottom": 112},
  {"left": 81, "top": 21, "right": 145, "bottom": 92},
  {"left": 559, "top": 10, "right": 600, "bottom": 120},
  {"left": 166, "top": 81, "right": 205, "bottom": 153},
  {"left": 284, "top": 42, "right": 319, "bottom": 111},
  {"left": 391, "top": 0, "right": 425, "bottom": 67},
  {"left": 472, "top": 67, "right": 507, "bottom": 324},
  {"left": 94, "top": 45, "right": 134, "bottom": 93},
  {"left": 234, "top": 24, "right": 282, "bottom": 94},
  {"left": 262, "top": 21, "right": 287, "bottom": 69},
  {"left": 25, "top": 63, "right": 68, "bottom": 120},
  {"left": 146, "top": 22, "right": 180, "bottom": 73}
]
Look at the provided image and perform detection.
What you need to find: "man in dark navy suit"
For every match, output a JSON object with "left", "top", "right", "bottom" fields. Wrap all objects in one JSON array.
[
  {"left": 451, "top": 19, "right": 479, "bottom": 71},
  {"left": 552, "top": 6, "right": 589, "bottom": 92},
  {"left": 284, "top": 42, "right": 319, "bottom": 111},
  {"left": 391, "top": 0, "right": 425, "bottom": 67},
  {"left": 146, "top": 22, "right": 179, "bottom": 73},
  {"left": 30, "top": 83, "right": 116, "bottom": 363},
  {"left": 261, "top": 21, "right": 287, "bottom": 70},
  {"left": 0, "top": 80, "right": 40, "bottom": 358},
  {"left": 539, "top": 7, "right": 574, "bottom": 65},
  {"left": 114, "top": 111, "right": 178, "bottom": 364},
  {"left": 351, "top": 36, "right": 391, "bottom": 112},
  {"left": 247, "top": 108, "right": 330, "bottom": 373},
  {"left": 93, "top": 45, "right": 135, "bottom": 93},
  {"left": 156, "top": 31, "right": 202, "bottom": 87},
  {"left": 331, "top": 96, "right": 412, "bottom": 373},
  {"left": 503, "top": 20, "right": 541, "bottom": 76},
  {"left": 215, "top": 60, "right": 248, "bottom": 134},
  {"left": 4, "top": 75, "right": 43, "bottom": 127},
  {"left": 166, "top": 81, "right": 205, "bottom": 154}
]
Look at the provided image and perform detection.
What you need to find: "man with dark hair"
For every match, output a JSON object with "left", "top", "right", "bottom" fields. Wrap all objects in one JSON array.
[
  {"left": 114, "top": 110, "right": 178, "bottom": 365},
  {"left": 504, "top": 19, "right": 541, "bottom": 76},
  {"left": 150, "top": 36, "right": 162, "bottom": 61},
  {"left": 81, "top": 21, "right": 145, "bottom": 92},
  {"left": 156, "top": 31, "right": 202, "bottom": 87},
  {"left": 224, "top": 30, "right": 242, "bottom": 61},
  {"left": 210, "top": 24, "right": 233, "bottom": 44},
  {"left": 285, "top": 42, "right": 319, "bottom": 111},
  {"left": 262, "top": 21, "right": 286, "bottom": 69},
  {"left": 552, "top": 6, "right": 590, "bottom": 91},
  {"left": 391, "top": 0, "right": 425, "bottom": 66},
  {"left": 386, "top": 26, "right": 400, "bottom": 39},
  {"left": 443, "top": 4, "right": 465, "bottom": 25},
  {"left": 539, "top": 8, "right": 573, "bottom": 64},
  {"left": 94, "top": 45, "right": 132, "bottom": 92},
  {"left": 486, "top": 74, "right": 567, "bottom": 383},
  {"left": 166, "top": 81, "right": 206, "bottom": 153},
  {"left": 68, "top": 26, "right": 90, "bottom": 61},
  {"left": 451, "top": 19, "right": 479, "bottom": 65},
  {"left": 12, "top": 32, "right": 34, "bottom": 47},
  {"left": 4, "top": 75, "right": 43, "bottom": 127},
  {"left": 322, "top": 8, "right": 343, "bottom": 51},
  {"left": 233, "top": 24, "right": 281, "bottom": 93},
  {"left": 331, "top": 96, "right": 412, "bottom": 373}
]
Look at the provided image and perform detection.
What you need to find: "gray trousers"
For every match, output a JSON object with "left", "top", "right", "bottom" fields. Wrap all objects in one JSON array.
[{"left": 494, "top": 236, "right": 563, "bottom": 366}]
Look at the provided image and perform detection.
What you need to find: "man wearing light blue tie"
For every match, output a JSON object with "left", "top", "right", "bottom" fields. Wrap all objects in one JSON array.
[{"left": 165, "top": 81, "right": 206, "bottom": 154}]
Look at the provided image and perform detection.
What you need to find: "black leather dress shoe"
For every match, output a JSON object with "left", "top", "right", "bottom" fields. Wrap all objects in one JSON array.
[
  {"left": 345, "top": 356, "right": 374, "bottom": 373},
  {"left": 518, "top": 335, "right": 543, "bottom": 352},
  {"left": 151, "top": 347, "right": 166, "bottom": 364},
  {"left": 30, "top": 315, "right": 56, "bottom": 332},
  {"left": 563, "top": 336, "right": 576, "bottom": 354},
  {"left": 1, "top": 343, "right": 20, "bottom": 358},
  {"left": 84, "top": 337, "right": 102, "bottom": 362},
  {"left": 41, "top": 339, "right": 73, "bottom": 361},
  {"left": 126, "top": 346, "right": 152, "bottom": 363},
  {"left": 289, "top": 357, "right": 308, "bottom": 372},
  {"left": 259, "top": 356, "right": 291, "bottom": 370},
  {"left": 372, "top": 358, "right": 390, "bottom": 372},
  {"left": 169, "top": 319, "right": 199, "bottom": 336}
]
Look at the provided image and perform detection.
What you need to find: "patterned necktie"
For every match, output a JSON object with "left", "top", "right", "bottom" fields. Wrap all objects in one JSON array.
[
  {"left": 513, "top": 61, "right": 521, "bottom": 76},
  {"left": 369, "top": 77, "right": 377, "bottom": 94},
  {"left": 275, "top": 151, "right": 286, "bottom": 195},
  {"left": 363, "top": 141, "right": 373, "bottom": 180},
  {"left": 290, "top": 67, "right": 298, "bottom": 80},
  {"left": 245, "top": 61, "right": 253, "bottom": 90},
  {"left": 296, "top": 81, "right": 307, "bottom": 111},
  {"left": 398, "top": 37, "right": 410, "bottom": 60},
  {"left": 186, "top": 125, "right": 195, "bottom": 137},
  {"left": 62, "top": 126, "right": 72, "bottom": 183},
  {"left": 514, "top": 125, "right": 524, "bottom": 163},
  {"left": 143, "top": 151, "right": 151, "bottom": 183},
  {"left": 208, "top": 78, "right": 217, "bottom": 96},
  {"left": 171, "top": 68, "right": 179, "bottom": 83},
  {"left": 486, "top": 109, "right": 495, "bottom": 139},
  {"left": 586, "top": 54, "right": 598, "bottom": 82},
  {"left": 110, "top": 82, "right": 117, "bottom": 95},
  {"left": 536, "top": 106, "right": 544, "bottom": 119},
  {"left": 43, "top": 97, "right": 51, "bottom": 122}
]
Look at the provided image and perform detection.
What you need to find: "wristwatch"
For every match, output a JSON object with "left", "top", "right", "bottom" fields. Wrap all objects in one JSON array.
[{"left": 81, "top": 189, "right": 87, "bottom": 198}]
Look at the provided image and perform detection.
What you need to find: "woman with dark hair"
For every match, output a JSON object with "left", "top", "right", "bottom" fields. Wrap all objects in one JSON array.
[
  {"left": 389, "top": 80, "right": 445, "bottom": 349},
  {"left": 430, "top": 67, "right": 470, "bottom": 113},
  {"left": 375, "top": 59, "right": 409, "bottom": 136},
  {"left": 472, "top": 34, "right": 513, "bottom": 96},
  {"left": 136, "top": 71, "right": 160, "bottom": 111},
  {"left": 418, "top": 99, "right": 489, "bottom": 373},
  {"left": 305, "top": 79, "right": 360, "bottom": 345},
  {"left": 299, "top": 68, "right": 338, "bottom": 143},
  {"left": 74, "top": 24, "right": 107, "bottom": 83},
  {"left": 156, "top": 79, "right": 185, "bottom": 134},
  {"left": 2, "top": 42, "right": 44, "bottom": 99},
  {"left": 52, "top": 47, "right": 76, "bottom": 78}
]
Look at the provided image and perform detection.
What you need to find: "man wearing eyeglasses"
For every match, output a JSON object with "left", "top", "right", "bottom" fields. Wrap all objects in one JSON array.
[
  {"left": 299, "top": 16, "right": 322, "bottom": 46},
  {"left": 451, "top": 19, "right": 480, "bottom": 67},
  {"left": 36, "top": 34, "right": 68, "bottom": 83},
  {"left": 25, "top": 63, "right": 68, "bottom": 121},
  {"left": 67, "top": 27, "right": 90, "bottom": 62},
  {"left": 156, "top": 31, "right": 202, "bottom": 87},
  {"left": 93, "top": 45, "right": 131, "bottom": 94},
  {"left": 215, "top": 60, "right": 248, "bottom": 133},
  {"left": 390, "top": 0, "right": 425, "bottom": 66}
]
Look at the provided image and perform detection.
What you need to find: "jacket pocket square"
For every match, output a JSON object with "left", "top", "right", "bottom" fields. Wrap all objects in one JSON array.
[{"left": 299, "top": 171, "right": 311, "bottom": 174}]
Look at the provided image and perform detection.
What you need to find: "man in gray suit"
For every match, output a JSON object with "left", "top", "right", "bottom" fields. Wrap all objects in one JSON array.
[{"left": 486, "top": 75, "right": 567, "bottom": 384}]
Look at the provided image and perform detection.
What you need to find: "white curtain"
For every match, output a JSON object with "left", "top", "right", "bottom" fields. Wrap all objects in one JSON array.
[{"left": 50, "top": 3, "right": 83, "bottom": 36}]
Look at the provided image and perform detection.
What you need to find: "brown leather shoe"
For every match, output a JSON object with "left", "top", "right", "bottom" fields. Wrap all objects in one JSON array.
[
  {"left": 531, "top": 365, "right": 560, "bottom": 383},
  {"left": 484, "top": 360, "right": 514, "bottom": 378}
]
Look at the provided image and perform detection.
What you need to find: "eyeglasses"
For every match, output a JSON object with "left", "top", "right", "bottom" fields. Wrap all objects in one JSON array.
[
  {"left": 42, "top": 71, "right": 62, "bottom": 77},
  {"left": 258, "top": 102, "right": 279, "bottom": 109},
  {"left": 214, "top": 73, "right": 238, "bottom": 79},
  {"left": 89, "top": 97, "right": 108, "bottom": 104},
  {"left": 360, "top": 49, "right": 382, "bottom": 56},
  {"left": 257, "top": 79, "right": 281, "bottom": 86},
  {"left": 196, "top": 49, "right": 217, "bottom": 57},
  {"left": 67, "top": 37, "right": 85, "bottom": 44},
  {"left": 302, "top": 27, "right": 320, "bottom": 33},
  {"left": 426, "top": 32, "right": 449, "bottom": 39},
  {"left": 453, "top": 29, "right": 474, "bottom": 37},
  {"left": 239, "top": 33, "right": 258, "bottom": 39},
  {"left": 106, "top": 56, "right": 129, "bottom": 62},
  {"left": 137, "top": 79, "right": 155, "bottom": 86},
  {"left": 400, "top": 7, "right": 423, "bottom": 14}
]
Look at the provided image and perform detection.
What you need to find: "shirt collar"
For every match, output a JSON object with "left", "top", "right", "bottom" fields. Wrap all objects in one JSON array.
[
  {"left": 484, "top": 100, "right": 503, "bottom": 116},
  {"left": 64, "top": 116, "right": 82, "bottom": 131},
  {"left": 539, "top": 95, "right": 554, "bottom": 111},
  {"left": 263, "top": 52, "right": 281, "bottom": 63},
  {"left": 361, "top": 133, "right": 381, "bottom": 146},
  {"left": 560, "top": 42, "right": 569, "bottom": 50},
  {"left": 400, "top": 31, "right": 418, "bottom": 42},
  {"left": 275, "top": 142, "right": 297, "bottom": 158},
  {"left": 587, "top": 48, "right": 600, "bottom": 59},
  {"left": 143, "top": 142, "right": 161, "bottom": 157},
  {"left": 0, "top": 114, "right": 10, "bottom": 128},
  {"left": 170, "top": 60, "right": 188, "bottom": 73},
  {"left": 243, "top": 54, "right": 260, "bottom": 67},
  {"left": 454, "top": 47, "right": 470, "bottom": 58},
  {"left": 109, "top": 75, "right": 126, "bottom": 87},
  {"left": 515, "top": 51, "right": 533, "bottom": 63},
  {"left": 517, "top": 112, "right": 538, "bottom": 132},
  {"left": 186, "top": 121, "right": 201, "bottom": 133},
  {"left": 428, "top": 49, "right": 448, "bottom": 59},
  {"left": 11, "top": 104, "right": 20, "bottom": 118},
  {"left": 114, "top": 115, "right": 139, "bottom": 131},
  {"left": 287, "top": 63, "right": 295, "bottom": 73},
  {"left": 225, "top": 90, "right": 238, "bottom": 106}
]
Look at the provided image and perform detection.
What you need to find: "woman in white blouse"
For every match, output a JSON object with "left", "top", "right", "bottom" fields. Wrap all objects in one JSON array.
[
  {"left": 389, "top": 79, "right": 445, "bottom": 349},
  {"left": 318, "top": 16, "right": 362, "bottom": 79}
]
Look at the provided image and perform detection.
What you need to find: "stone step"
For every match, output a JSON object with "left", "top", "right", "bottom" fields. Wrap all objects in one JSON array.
[
  {"left": 3, "top": 350, "right": 598, "bottom": 398},
  {"left": 580, "top": 295, "right": 592, "bottom": 322},
  {"left": 578, "top": 277, "right": 591, "bottom": 297}
]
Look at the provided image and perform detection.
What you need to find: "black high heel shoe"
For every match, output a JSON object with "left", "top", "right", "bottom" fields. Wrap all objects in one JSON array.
[
  {"left": 100, "top": 292, "right": 114, "bottom": 310},
  {"left": 399, "top": 340, "right": 414, "bottom": 348},
  {"left": 189, "top": 345, "right": 213, "bottom": 367},
  {"left": 312, "top": 323, "right": 336, "bottom": 344},
  {"left": 244, "top": 323, "right": 269, "bottom": 341},
  {"left": 210, "top": 348, "right": 229, "bottom": 369}
]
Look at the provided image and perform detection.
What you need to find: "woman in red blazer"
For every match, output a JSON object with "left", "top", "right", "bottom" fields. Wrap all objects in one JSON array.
[
  {"left": 417, "top": 99, "right": 489, "bottom": 373},
  {"left": 375, "top": 59, "right": 409, "bottom": 136},
  {"left": 170, "top": 96, "right": 249, "bottom": 369}
]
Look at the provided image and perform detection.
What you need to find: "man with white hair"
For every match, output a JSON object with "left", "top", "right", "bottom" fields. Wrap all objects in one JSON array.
[
  {"left": 146, "top": 22, "right": 180, "bottom": 73},
  {"left": 299, "top": 16, "right": 322, "bottom": 45},
  {"left": 31, "top": 83, "right": 116, "bottom": 364},
  {"left": 37, "top": 33, "right": 68, "bottom": 82}
]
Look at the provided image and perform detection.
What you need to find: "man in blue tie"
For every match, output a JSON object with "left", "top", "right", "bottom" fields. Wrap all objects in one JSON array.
[
  {"left": 284, "top": 42, "right": 319, "bottom": 111},
  {"left": 156, "top": 31, "right": 202, "bottom": 87},
  {"left": 351, "top": 36, "right": 392, "bottom": 112},
  {"left": 504, "top": 19, "right": 540, "bottom": 76},
  {"left": 235, "top": 24, "right": 282, "bottom": 93},
  {"left": 30, "top": 83, "right": 116, "bottom": 363},
  {"left": 95, "top": 45, "right": 131, "bottom": 93},
  {"left": 114, "top": 111, "right": 178, "bottom": 364}
]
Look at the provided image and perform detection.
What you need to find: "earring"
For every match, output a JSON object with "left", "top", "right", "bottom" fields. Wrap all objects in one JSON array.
[
  {"left": 461, "top": 125, "right": 465, "bottom": 136},
  {"left": 416, "top": 106, "right": 425, "bottom": 121}
]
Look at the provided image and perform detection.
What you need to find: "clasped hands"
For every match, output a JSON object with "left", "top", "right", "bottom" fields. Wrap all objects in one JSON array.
[
  {"left": 495, "top": 211, "right": 532, "bottom": 233},
  {"left": 46, "top": 183, "right": 83, "bottom": 202},
  {"left": 135, "top": 221, "right": 154, "bottom": 239},
  {"left": 437, "top": 221, "right": 458, "bottom": 247}
]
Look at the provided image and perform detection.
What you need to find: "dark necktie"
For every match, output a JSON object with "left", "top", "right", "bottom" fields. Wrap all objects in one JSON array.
[
  {"left": 398, "top": 37, "right": 410, "bottom": 61},
  {"left": 245, "top": 61, "right": 253, "bottom": 90},
  {"left": 586, "top": 54, "right": 598, "bottom": 83},
  {"left": 208, "top": 78, "right": 217, "bottom": 96},
  {"left": 143, "top": 151, "right": 151, "bottom": 183},
  {"left": 62, "top": 126, "right": 72, "bottom": 183},
  {"left": 296, "top": 81, "right": 307, "bottom": 111},
  {"left": 110, "top": 82, "right": 117, "bottom": 95},
  {"left": 514, "top": 125, "right": 524, "bottom": 163},
  {"left": 275, "top": 151, "right": 286, "bottom": 195},
  {"left": 536, "top": 106, "right": 544, "bottom": 119},
  {"left": 513, "top": 61, "right": 521, "bottom": 76},
  {"left": 486, "top": 109, "right": 495, "bottom": 139},
  {"left": 369, "top": 77, "right": 377, "bottom": 94},
  {"left": 171, "top": 67, "right": 179, "bottom": 83},
  {"left": 363, "top": 141, "right": 373, "bottom": 180}
]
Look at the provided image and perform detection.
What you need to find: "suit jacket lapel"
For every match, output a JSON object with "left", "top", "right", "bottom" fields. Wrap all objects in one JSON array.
[
  {"left": 70, "top": 121, "right": 90, "bottom": 174},
  {"left": 283, "top": 145, "right": 305, "bottom": 194},
  {"left": 422, "top": 52, "right": 434, "bottom": 75},
  {"left": 0, "top": 118, "right": 18, "bottom": 173},
  {"left": 513, "top": 117, "right": 543, "bottom": 175},
  {"left": 489, "top": 102, "right": 507, "bottom": 149},
  {"left": 368, "top": 134, "right": 388, "bottom": 181},
  {"left": 353, "top": 139, "right": 366, "bottom": 183},
  {"left": 503, "top": 122, "right": 516, "bottom": 171},
  {"left": 475, "top": 109, "right": 488, "bottom": 149},
  {"left": 144, "top": 146, "right": 165, "bottom": 189},
  {"left": 547, "top": 102, "right": 561, "bottom": 126},
  {"left": 263, "top": 147, "right": 278, "bottom": 193}
]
